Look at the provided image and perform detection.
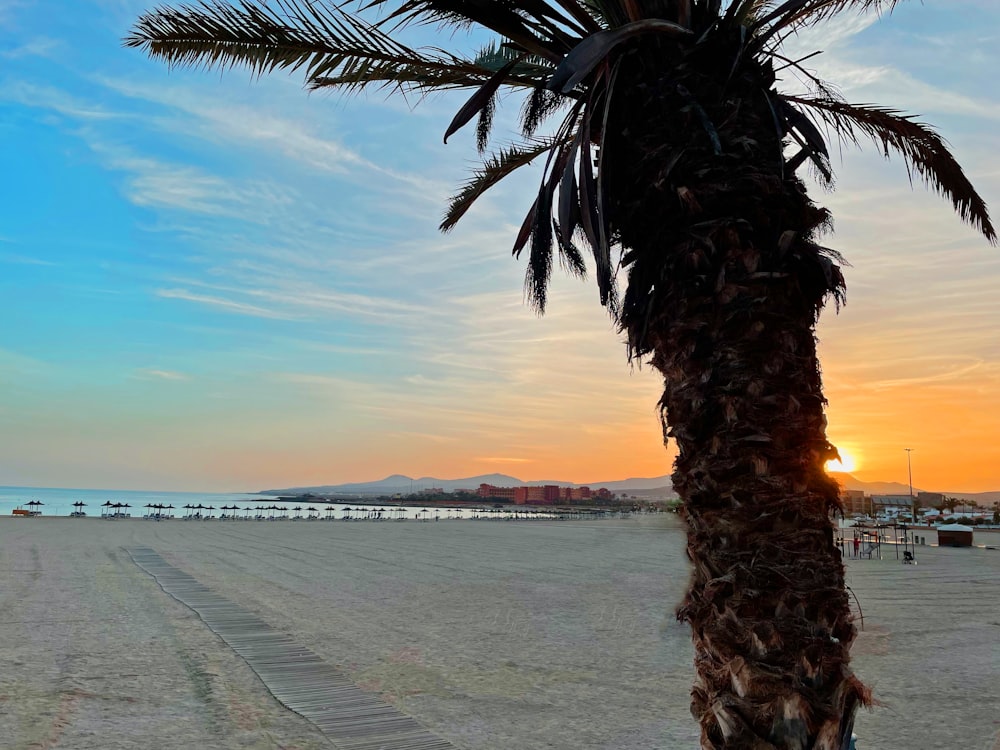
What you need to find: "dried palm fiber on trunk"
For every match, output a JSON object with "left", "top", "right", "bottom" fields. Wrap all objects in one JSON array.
[{"left": 606, "top": 35, "right": 870, "bottom": 749}]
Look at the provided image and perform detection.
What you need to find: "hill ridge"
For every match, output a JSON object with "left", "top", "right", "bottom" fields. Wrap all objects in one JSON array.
[{"left": 262, "top": 472, "right": 997, "bottom": 501}]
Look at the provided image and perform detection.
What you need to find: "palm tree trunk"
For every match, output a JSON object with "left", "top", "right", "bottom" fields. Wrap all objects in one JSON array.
[
  {"left": 648, "top": 269, "right": 868, "bottom": 749},
  {"left": 603, "top": 40, "right": 871, "bottom": 750}
]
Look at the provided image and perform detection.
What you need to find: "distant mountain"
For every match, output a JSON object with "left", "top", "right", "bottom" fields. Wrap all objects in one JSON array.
[
  {"left": 260, "top": 473, "right": 674, "bottom": 496},
  {"left": 829, "top": 473, "right": 999, "bottom": 503},
  {"left": 262, "top": 471, "right": 996, "bottom": 502},
  {"left": 828, "top": 473, "right": 920, "bottom": 496},
  {"left": 955, "top": 490, "right": 1000, "bottom": 504},
  {"left": 262, "top": 474, "right": 543, "bottom": 496},
  {"left": 576, "top": 475, "right": 673, "bottom": 491}
]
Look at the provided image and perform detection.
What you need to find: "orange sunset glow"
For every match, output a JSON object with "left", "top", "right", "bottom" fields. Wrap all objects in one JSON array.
[{"left": 1, "top": 3, "right": 997, "bottom": 496}]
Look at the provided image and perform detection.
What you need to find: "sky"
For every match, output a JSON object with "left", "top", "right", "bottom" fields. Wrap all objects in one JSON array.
[{"left": 1, "top": 1, "right": 998, "bottom": 493}]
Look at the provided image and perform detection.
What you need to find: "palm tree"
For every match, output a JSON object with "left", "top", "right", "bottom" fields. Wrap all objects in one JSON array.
[{"left": 126, "top": 2, "right": 994, "bottom": 747}]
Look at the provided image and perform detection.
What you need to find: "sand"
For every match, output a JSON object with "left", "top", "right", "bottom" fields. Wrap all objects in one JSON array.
[{"left": 1, "top": 515, "right": 998, "bottom": 750}]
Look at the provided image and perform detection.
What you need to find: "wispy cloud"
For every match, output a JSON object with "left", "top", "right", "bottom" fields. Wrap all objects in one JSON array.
[
  {"left": 156, "top": 288, "right": 292, "bottom": 320},
  {"left": 813, "top": 63, "right": 1000, "bottom": 123},
  {"left": 88, "top": 143, "right": 300, "bottom": 222},
  {"left": 0, "top": 251, "right": 56, "bottom": 266},
  {"left": 1, "top": 80, "right": 124, "bottom": 120},
  {"left": 866, "top": 360, "right": 985, "bottom": 391},
  {"left": 135, "top": 368, "right": 190, "bottom": 381},
  {"left": 1, "top": 36, "right": 60, "bottom": 59},
  {"left": 0, "top": 347, "right": 50, "bottom": 379},
  {"left": 97, "top": 76, "right": 446, "bottom": 198},
  {"left": 781, "top": 9, "right": 884, "bottom": 60}
]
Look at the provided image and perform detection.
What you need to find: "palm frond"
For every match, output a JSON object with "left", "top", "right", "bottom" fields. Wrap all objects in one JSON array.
[
  {"left": 128, "top": 0, "right": 557, "bottom": 97},
  {"left": 443, "top": 56, "right": 522, "bottom": 144},
  {"left": 552, "top": 226, "right": 588, "bottom": 277},
  {"left": 308, "top": 63, "right": 533, "bottom": 94},
  {"left": 520, "top": 87, "right": 566, "bottom": 136},
  {"left": 724, "top": 0, "right": 772, "bottom": 25},
  {"left": 125, "top": 0, "right": 499, "bottom": 96},
  {"left": 547, "top": 18, "right": 692, "bottom": 93},
  {"left": 785, "top": 95, "right": 996, "bottom": 243},
  {"left": 126, "top": 1, "right": 386, "bottom": 76},
  {"left": 373, "top": 0, "right": 569, "bottom": 62},
  {"left": 476, "top": 94, "right": 497, "bottom": 153},
  {"left": 310, "top": 48, "right": 551, "bottom": 94},
  {"left": 373, "top": 0, "right": 591, "bottom": 39},
  {"left": 581, "top": 0, "right": 630, "bottom": 28},
  {"left": 548, "top": 0, "right": 604, "bottom": 33},
  {"left": 440, "top": 139, "right": 563, "bottom": 232}
]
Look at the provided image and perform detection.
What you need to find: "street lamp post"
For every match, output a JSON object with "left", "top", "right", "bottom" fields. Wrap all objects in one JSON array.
[{"left": 905, "top": 448, "right": 916, "bottom": 523}]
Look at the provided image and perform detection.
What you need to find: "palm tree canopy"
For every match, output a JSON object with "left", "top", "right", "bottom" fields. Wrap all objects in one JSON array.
[{"left": 126, "top": 0, "right": 994, "bottom": 332}]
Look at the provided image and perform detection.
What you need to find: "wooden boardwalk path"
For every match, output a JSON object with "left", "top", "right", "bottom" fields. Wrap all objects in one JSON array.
[{"left": 127, "top": 547, "right": 456, "bottom": 750}]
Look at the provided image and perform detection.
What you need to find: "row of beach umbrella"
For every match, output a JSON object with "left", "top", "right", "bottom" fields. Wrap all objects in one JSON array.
[{"left": 47, "top": 501, "right": 611, "bottom": 521}]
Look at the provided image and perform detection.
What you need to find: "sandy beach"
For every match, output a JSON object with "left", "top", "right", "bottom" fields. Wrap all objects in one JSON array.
[{"left": 2, "top": 516, "right": 998, "bottom": 749}]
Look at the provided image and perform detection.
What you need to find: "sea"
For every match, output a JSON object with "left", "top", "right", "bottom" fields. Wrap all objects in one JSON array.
[
  {"left": 0, "top": 486, "right": 591, "bottom": 521},
  {"left": 0, "top": 486, "right": 278, "bottom": 518}
]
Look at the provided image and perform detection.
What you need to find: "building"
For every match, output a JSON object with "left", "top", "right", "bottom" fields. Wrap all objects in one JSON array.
[
  {"left": 477, "top": 484, "right": 517, "bottom": 500},
  {"left": 872, "top": 495, "right": 916, "bottom": 518},
  {"left": 480, "top": 483, "right": 610, "bottom": 505},
  {"left": 512, "top": 485, "right": 560, "bottom": 505},
  {"left": 840, "top": 489, "right": 869, "bottom": 515},
  {"left": 916, "top": 491, "right": 945, "bottom": 508},
  {"left": 937, "top": 523, "right": 974, "bottom": 547}
]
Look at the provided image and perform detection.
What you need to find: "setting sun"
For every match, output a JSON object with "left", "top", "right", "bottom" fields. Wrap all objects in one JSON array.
[{"left": 825, "top": 450, "right": 857, "bottom": 474}]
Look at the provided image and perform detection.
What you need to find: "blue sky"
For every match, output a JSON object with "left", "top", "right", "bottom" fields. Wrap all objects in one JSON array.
[{"left": 1, "top": 1, "right": 998, "bottom": 492}]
